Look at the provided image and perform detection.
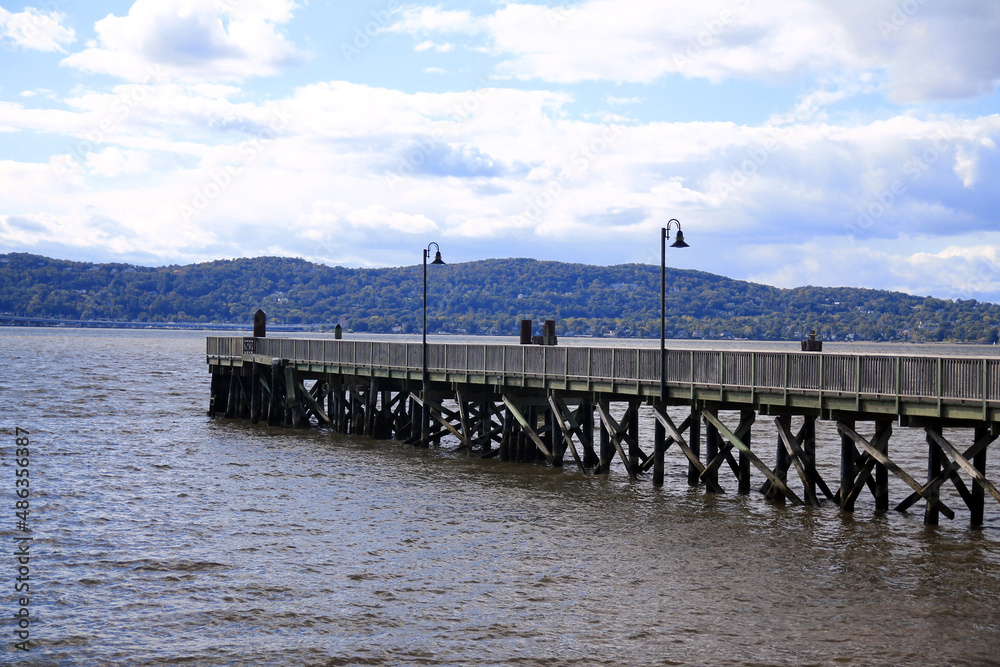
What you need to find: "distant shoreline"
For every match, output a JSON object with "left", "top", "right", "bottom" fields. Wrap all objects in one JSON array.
[{"left": 0, "top": 317, "right": 305, "bottom": 332}]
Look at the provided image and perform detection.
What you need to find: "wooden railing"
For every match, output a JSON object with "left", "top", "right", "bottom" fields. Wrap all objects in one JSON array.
[{"left": 207, "top": 337, "right": 1000, "bottom": 404}]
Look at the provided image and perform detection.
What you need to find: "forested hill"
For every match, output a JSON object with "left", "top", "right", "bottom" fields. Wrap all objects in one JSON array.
[{"left": 1, "top": 252, "right": 998, "bottom": 343}]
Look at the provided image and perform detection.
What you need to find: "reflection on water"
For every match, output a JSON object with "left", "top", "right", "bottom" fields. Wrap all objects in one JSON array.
[{"left": 2, "top": 328, "right": 1000, "bottom": 666}]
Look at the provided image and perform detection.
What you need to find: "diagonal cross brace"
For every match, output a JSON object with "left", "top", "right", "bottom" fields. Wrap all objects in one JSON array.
[
  {"left": 703, "top": 410, "right": 802, "bottom": 505},
  {"left": 926, "top": 429, "right": 1000, "bottom": 506},
  {"left": 838, "top": 422, "right": 955, "bottom": 520},
  {"left": 775, "top": 417, "right": 824, "bottom": 507},
  {"left": 502, "top": 395, "right": 555, "bottom": 464},
  {"left": 596, "top": 403, "right": 639, "bottom": 481},
  {"left": 895, "top": 429, "right": 997, "bottom": 513},
  {"left": 548, "top": 395, "right": 589, "bottom": 474}
]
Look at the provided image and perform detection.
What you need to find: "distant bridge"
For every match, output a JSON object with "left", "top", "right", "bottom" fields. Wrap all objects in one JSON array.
[{"left": 207, "top": 336, "right": 1000, "bottom": 530}]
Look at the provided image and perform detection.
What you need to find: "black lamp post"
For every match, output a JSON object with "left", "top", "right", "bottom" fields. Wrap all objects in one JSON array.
[
  {"left": 661, "top": 219, "right": 689, "bottom": 400},
  {"left": 421, "top": 242, "right": 444, "bottom": 446}
]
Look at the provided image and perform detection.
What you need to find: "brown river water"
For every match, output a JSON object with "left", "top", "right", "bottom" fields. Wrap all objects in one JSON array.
[{"left": 1, "top": 328, "right": 999, "bottom": 666}]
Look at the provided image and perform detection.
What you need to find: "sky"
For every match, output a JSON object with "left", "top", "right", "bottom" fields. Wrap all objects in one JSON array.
[{"left": 0, "top": 1, "right": 999, "bottom": 301}]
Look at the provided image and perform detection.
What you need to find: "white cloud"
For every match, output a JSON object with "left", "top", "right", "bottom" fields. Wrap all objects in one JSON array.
[
  {"left": 390, "top": 1, "right": 1000, "bottom": 102},
  {"left": 61, "top": 0, "right": 302, "bottom": 82},
  {"left": 387, "top": 6, "right": 479, "bottom": 35},
  {"left": 414, "top": 40, "right": 454, "bottom": 53},
  {"left": 0, "top": 6, "right": 75, "bottom": 52}
]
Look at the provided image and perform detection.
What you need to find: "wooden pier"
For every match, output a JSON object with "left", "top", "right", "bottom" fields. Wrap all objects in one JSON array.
[{"left": 206, "top": 336, "right": 1000, "bottom": 529}]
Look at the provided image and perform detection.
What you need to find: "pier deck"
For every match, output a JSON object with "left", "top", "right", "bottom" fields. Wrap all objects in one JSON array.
[{"left": 207, "top": 336, "right": 1000, "bottom": 528}]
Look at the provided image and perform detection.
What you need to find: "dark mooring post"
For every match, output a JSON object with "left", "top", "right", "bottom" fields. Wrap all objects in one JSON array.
[
  {"left": 925, "top": 424, "right": 944, "bottom": 526},
  {"left": 253, "top": 308, "right": 266, "bottom": 338},
  {"left": 839, "top": 419, "right": 857, "bottom": 509},
  {"left": 687, "top": 405, "right": 701, "bottom": 487}
]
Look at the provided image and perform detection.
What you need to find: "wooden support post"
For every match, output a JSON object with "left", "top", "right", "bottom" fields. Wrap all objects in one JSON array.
[
  {"left": 250, "top": 363, "right": 261, "bottom": 424},
  {"left": 267, "top": 361, "right": 281, "bottom": 427},
  {"left": 651, "top": 406, "right": 717, "bottom": 491},
  {"left": 839, "top": 418, "right": 856, "bottom": 508},
  {"left": 297, "top": 380, "right": 331, "bottom": 426},
  {"left": 838, "top": 422, "right": 956, "bottom": 519},
  {"left": 704, "top": 410, "right": 799, "bottom": 504},
  {"left": 480, "top": 401, "right": 492, "bottom": 453},
  {"left": 416, "top": 386, "right": 428, "bottom": 447},
  {"left": 926, "top": 428, "right": 1000, "bottom": 509},
  {"left": 802, "top": 416, "right": 816, "bottom": 501},
  {"left": 738, "top": 410, "right": 754, "bottom": 495},
  {"left": 839, "top": 421, "right": 891, "bottom": 513},
  {"left": 209, "top": 371, "right": 222, "bottom": 417},
  {"left": 327, "top": 379, "right": 335, "bottom": 430},
  {"left": 972, "top": 426, "right": 989, "bottom": 528},
  {"left": 581, "top": 400, "right": 599, "bottom": 469},
  {"left": 500, "top": 405, "right": 513, "bottom": 461},
  {"left": 365, "top": 377, "right": 379, "bottom": 436},
  {"left": 653, "top": 414, "right": 666, "bottom": 487},
  {"left": 874, "top": 419, "right": 890, "bottom": 513},
  {"left": 284, "top": 367, "right": 303, "bottom": 428},
  {"left": 704, "top": 412, "right": 720, "bottom": 492},
  {"left": 687, "top": 405, "right": 701, "bottom": 487},
  {"left": 767, "top": 415, "right": 791, "bottom": 503},
  {"left": 225, "top": 371, "right": 237, "bottom": 419},
  {"left": 379, "top": 389, "right": 391, "bottom": 438},
  {"left": 549, "top": 405, "right": 564, "bottom": 467},
  {"left": 547, "top": 395, "right": 588, "bottom": 474},
  {"left": 926, "top": 424, "right": 943, "bottom": 526},
  {"left": 407, "top": 393, "right": 417, "bottom": 441},
  {"left": 502, "top": 397, "right": 554, "bottom": 464},
  {"left": 598, "top": 400, "right": 613, "bottom": 475},
  {"left": 596, "top": 403, "right": 640, "bottom": 481},
  {"left": 775, "top": 416, "right": 820, "bottom": 508},
  {"left": 628, "top": 403, "right": 640, "bottom": 473}
]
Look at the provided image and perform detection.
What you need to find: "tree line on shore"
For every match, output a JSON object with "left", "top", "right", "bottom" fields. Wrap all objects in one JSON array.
[{"left": 2, "top": 252, "right": 998, "bottom": 343}]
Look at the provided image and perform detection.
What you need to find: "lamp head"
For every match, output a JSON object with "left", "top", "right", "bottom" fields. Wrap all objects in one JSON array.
[
  {"left": 670, "top": 230, "right": 689, "bottom": 248},
  {"left": 431, "top": 250, "right": 445, "bottom": 265}
]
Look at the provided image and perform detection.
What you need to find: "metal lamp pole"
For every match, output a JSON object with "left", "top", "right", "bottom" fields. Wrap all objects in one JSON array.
[
  {"left": 660, "top": 219, "right": 688, "bottom": 400},
  {"left": 421, "top": 242, "right": 444, "bottom": 446}
]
